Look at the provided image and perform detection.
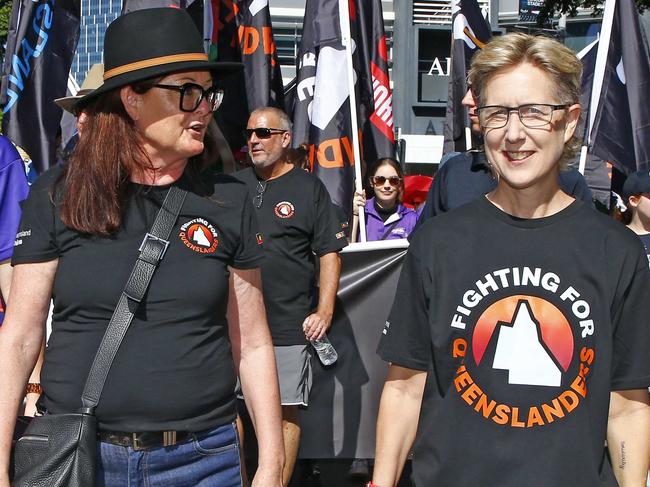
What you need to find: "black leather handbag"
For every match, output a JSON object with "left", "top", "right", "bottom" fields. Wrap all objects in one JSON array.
[{"left": 11, "top": 187, "right": 187, "bottom": 487}]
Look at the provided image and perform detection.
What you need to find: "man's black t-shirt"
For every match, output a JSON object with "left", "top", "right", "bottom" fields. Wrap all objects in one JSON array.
[
  {"left": 378, "top": 197, "right": 650, "bottom": 487},
  {"left": 236, "top": 166, "right": 346, "bottom": 345},
  {"left": 12, "top": 165, "right": 264, "bottom": 432}
]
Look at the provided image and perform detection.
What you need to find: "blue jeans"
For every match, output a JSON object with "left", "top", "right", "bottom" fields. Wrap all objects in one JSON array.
[{"left": 96, "top": 422, "right": 243, "bottom": 487}]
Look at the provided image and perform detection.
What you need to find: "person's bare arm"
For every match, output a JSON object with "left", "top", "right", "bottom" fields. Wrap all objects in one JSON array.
[
  {"left": 303, "top": 252, "right": 341, "bottom": 341},
  {"left": 0, "top": 260, "right": 11, "bottom": 302},
  {"left": 607, "top": 389, "right": 650, "bottom": 487},
  {"left": 227, "top": 267, "right": 283, "bottom": 487},
  {"left": 0, "top": 260, "right": 57, "bottom": 486},
  {"left": 372, "top": 364, "right": 427, "bottom": 487}
]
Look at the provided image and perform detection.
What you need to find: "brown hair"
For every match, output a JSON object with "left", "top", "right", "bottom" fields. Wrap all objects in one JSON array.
[
  {"left": 58, "top": 81, "right": 217, "bottom": 236},
  {"left": 468, "top": 32, "right": 583, "bottom": 168},
  {"left": 287, "top": 143, "right": 309, "bottom": 170},
  {"left": 368, "top": 157, "right": 405, "bottom": 202}
]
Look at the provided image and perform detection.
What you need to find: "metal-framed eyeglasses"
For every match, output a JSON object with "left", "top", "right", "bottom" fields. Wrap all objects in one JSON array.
[
  {"left": 476, "top": 103, "right": 569, "bottom": 129},
  {"left": 153, "top": 83, "right": 224, "bottom": 112},
  {"left": 253, "top": 180, "right": 267, "bottom": 209}
]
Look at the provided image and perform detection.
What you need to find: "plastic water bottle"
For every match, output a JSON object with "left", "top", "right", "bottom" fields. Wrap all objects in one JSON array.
[{"left": 310, "top": 335, "right": 338, "bottom": 366}]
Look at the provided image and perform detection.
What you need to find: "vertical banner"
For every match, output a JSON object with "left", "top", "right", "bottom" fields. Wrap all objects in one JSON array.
[
  {"left": 351, "top": 0, "right": 395, "bottom": 163},
  {"left": 291, "top": 0, "right": 395, "bottom": 214},
  {"left": 575, "top": 39, "right": 611, "bottom": 207},
  {"left": 205, "top": 0, "right": 283, "bottom": 150},
  {"left": 1, "top": 0, "right": 81, "bottom": 173},
  {"left": 442, "top": 0, "right": 491, "bottom": 153},
  {"left": 588, "top": 0, "right": 650, "bottom": 173},
  {"left": 236, "top": 0, "right": 284, "bottom": 110},
  {"left": 291, "top": 0, "right": 356, "bottom": 211}
]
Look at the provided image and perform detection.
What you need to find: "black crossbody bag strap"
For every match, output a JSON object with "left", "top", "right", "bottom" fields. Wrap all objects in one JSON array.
[{"left": 80, "top": 186, "right": 187, "bottom": 412}]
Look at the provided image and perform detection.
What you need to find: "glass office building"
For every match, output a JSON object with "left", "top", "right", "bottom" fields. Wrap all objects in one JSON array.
[{"left": 71, "top": 0, "right": 122, "bottom": 84}]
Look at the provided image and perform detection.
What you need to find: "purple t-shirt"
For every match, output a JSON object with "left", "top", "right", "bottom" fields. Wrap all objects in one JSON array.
[
  {"left": 0, "top": 135, "right": 30, "bottom": 322},
  {"left": 364, "top": 197, "right": 419, "bottom": 241}
]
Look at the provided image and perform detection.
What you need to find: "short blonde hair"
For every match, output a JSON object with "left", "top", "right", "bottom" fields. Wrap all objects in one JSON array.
[{"left": 468, "top": 32, "right": 583, "bottom": 167}]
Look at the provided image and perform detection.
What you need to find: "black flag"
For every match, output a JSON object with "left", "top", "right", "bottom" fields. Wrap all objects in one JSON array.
[
  {"left": 236, "top": 0, "right": 284, "bottom": 111},
  {"left": 1, "top": 0, "right": 81, "bottom": 173},
  {"left": 442, "top": 0, "right": 491, "bottom": 153},
  {"left": 574, "top": 39, "right": 612, "bottom": 207},
  {"left": 203, "top": 0, "right": 283, "bottom": 150},
  {"left": 291, "top": 0, "right": 356, "bottom": 211},
  {"left": 351, "top": 0, "right": 395, "bottom": 163},
  {"left": 588, "top": 0, "right": 650, "bottom": 173}
]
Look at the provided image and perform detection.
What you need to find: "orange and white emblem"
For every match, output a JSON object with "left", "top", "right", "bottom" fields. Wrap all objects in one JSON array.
[
  {"left": 179, "top": 218, "right": 219, "bottom": 254},
  {"left": 274, "top": 201, "right": 295, "bottom": 219}
]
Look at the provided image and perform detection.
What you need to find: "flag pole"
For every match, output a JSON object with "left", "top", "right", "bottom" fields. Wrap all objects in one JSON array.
[
  {"left": 340, "top": 0, "right": 366, "bottom": 242},
  {"left": 576, "top": 37, "right": 600, "bottom": 175},
  {"left": 203, "top": 0, "right": 212, "bottom": 54}
]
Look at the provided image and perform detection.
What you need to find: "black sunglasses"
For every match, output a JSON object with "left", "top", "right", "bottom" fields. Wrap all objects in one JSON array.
[
  {"left": 153, "top": 82, "right": 224, "bottom": 112},
  {"left": 244, "top": 127, "right": 287, "bottom": 140},
  {"left": 371, "top": 175, "right": 402, "bottom": 187}
]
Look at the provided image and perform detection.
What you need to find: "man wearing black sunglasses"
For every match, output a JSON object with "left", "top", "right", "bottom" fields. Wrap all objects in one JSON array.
[{"left": 236, "top": 107, "right": 346, "bottom": 486}]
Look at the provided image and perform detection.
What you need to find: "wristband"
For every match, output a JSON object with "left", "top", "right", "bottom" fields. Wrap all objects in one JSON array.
[
  {"left": 366, "top": 482, "right": 383, "bottom": 487},
  {"left": 26, "top": 383, "right": 42, "bottom": 395}
]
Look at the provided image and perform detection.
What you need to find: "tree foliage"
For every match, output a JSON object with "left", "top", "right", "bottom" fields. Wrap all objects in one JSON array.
[
  {"left": 0, "top": 0, "right": 13, "bottom": 61},
  {"left": 537, "top": 0, "right": 649, "bottom": 24}
]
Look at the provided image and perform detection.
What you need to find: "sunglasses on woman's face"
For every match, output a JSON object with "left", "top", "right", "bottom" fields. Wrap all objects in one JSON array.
[
  {"left": 244, "top": 127, "right": 287, "bottom": 140},
  {"left": 371, "top": 175, "right": 401, "bottom": 187}
]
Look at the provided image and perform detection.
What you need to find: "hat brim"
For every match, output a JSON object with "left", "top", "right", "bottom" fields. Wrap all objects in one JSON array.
[
  {"left": 74, "top": 60, "right": 243, "bottom": 112},
  {"left": 54, "top": 95, "right": 83, "bottom": 113}
]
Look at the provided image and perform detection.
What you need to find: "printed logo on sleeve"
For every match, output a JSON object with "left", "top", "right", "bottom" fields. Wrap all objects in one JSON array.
[
  {"left": 256, "top": 233, "right": 264, "bottom": 245},
  {"left": 14, "top": 229, "right": 31, "bottom": 247},
  {"left": 179, "top": 218, "right": 219, "bottom": 254},
  {"left": 274, "top": 201, "right": 295, "bottom": 219}
]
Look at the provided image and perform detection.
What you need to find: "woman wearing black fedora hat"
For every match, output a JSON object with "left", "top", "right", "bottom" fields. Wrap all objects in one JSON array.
[{"left": 0, "top": 7, "right": 283, "bottom": 487}]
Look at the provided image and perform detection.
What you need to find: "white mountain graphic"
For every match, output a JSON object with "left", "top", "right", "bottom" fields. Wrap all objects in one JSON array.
[
  {"left": 191, "top": 227, "right": 211, "bottom": 247},
  {"left": 492, "top": 300, "right": 561, "bottom": 387}
]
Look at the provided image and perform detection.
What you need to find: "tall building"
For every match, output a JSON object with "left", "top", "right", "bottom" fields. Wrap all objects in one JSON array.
[{"left": 71, "top": 0, "right": 121, "bottom": 83}]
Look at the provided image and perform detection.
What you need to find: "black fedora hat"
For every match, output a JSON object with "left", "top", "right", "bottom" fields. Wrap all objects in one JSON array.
[{"left": 76, "top": 7, "right": 241, "bottom": 109}]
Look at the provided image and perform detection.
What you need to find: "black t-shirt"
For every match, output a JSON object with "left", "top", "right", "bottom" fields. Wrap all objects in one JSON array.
[
  {"left": 378, "top": 197, "right": 650, "bottom": 487},
  {"left": 12, "top": 165, "right": 264, "bottom": 432},
  {"left": 638, "top": 232, "right": 650, "bottom": 267},
  {"left": 235, "top": 166, "right": 346, "bottom": 345}
]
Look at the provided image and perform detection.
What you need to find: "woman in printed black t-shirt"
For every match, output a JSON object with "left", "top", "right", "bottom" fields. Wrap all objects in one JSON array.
[
  {"left": 371, "top": 33, "right": 650, "bottom": 487},
  {"left": 0, "top": 9, "right": 283, "bottom": 487}
]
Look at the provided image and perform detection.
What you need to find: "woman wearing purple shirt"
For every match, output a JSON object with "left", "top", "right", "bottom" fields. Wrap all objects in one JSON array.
[
  {"left": 0, "top": 135, "right": 30, "bottom": 325},
  {"left": 353, "top": 158, "right": 419, "bottom": 241}
]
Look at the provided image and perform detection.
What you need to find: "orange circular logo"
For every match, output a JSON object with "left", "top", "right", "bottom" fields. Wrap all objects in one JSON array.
[
  {"left": 274, "top": 201, "right": 295, "bottom": 219},
  {"left": 179, "top": 218, "right": 219, "bottom": 254}
]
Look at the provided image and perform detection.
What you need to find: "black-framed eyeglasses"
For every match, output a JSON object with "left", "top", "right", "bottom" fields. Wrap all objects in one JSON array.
[
  {"left": 476, "top": 103, "right": 569, "bottom": 129},
  {"left": 253, "top": 180, "right": 267, "bottom": 209},
  {"left": 153, "top": 83, "right": 224, "bottom": 112},
  {"left": 244, "top": 127, "right": 287, "bottom": 140},
  {"left": 371, "top": 175, "right": 402, "bottom": 187}
]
